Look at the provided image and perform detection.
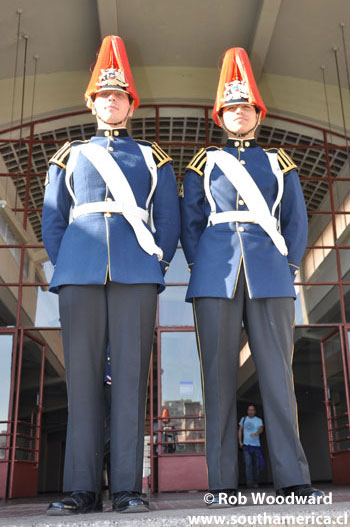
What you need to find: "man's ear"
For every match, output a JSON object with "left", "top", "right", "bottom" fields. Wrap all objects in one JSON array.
[{"left": 128, "top": 100, "right": 135, "bottom": 119}]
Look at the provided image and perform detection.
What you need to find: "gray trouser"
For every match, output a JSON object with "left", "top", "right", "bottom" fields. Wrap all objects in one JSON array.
[
  {"left": 193, "top": 271, "right": 311, "bottom": 491},
  {"left": 59, "top": 282, "right": 157, "bottom": 494}
]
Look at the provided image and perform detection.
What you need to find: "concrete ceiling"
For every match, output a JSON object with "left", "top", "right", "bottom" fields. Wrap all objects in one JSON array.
[
  {"left": 114, "top": 0, "right": 260, "bottom": 67},
  {"left": 264, "top": 0, "right": 350, "bottom": 83},
  {"left": 1, "top": 0, "right": 349, "bottom": 86},
  {"left": 1, "top": 0, "right": 100, "bottom": 77}
]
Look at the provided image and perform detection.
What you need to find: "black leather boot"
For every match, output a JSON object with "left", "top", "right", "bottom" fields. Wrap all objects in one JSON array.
[
  {"left": 112, "top": 491, "right": 149, "bottom": 513},
  {"left": 276, "top": 484, "right": 325, "bottom": 501},
  {"left": 206, "top": 489, "right": 237, "bottom": 509},
  {"left": 47, "top": 491, "right": 103, "bottom": 515}
]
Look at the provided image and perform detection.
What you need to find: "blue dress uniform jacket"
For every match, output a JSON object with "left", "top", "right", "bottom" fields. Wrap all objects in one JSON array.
[
  {"left": 180, "top": 139, "right": 308, "bottom": 301},
  {"left": 42, "top": 131, "right": 180, "bottom": 294}
]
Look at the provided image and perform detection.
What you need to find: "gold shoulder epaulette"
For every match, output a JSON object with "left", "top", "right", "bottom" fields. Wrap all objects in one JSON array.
[
  {"left": 49, "top": 139, "right": 89, "bottom": 168},
  {"left": 277, "top": 148, "right": 297, "bottom": 174},
  {"left": 186, "top": 148, "right": 207, "bottom": 176},
  {"left": 152, "top": 142, "right": 172, "bottom": 168},
  {"left": 49, "top": 141, "right": 71, "bottom": 169},
  {"left": 186, "top": 147, "right": 221, "bottom": 176},
  {"left": 49, "top": 140, "right": 89, "bottom": 169}
]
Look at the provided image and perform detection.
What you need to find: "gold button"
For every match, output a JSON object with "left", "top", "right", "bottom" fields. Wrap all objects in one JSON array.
[
  {"left": 245, "top": 141, "right": 250, "bottom": 147},
  {"left": 234, "top": 141, "right": 240, "bottom": 147},
  {"left": 113, "top": 130, "right": 119, "bottom": 136},
  {"left": 239, "top": 226, "right": 244, "bottom": 232},
  {"left": 105, "top": 213, "right": 111, "bottom": 218},
  {"left": 107, "top": 197, "right": 112, "bottom": 202},
  {"left": 240, "top": 159, "right": 246, "bottom": 165},
  {"left": 165, "top": 265, "right": 169, "bottom": 271},
  {"left": 104, "top": 131, "right": 109, "bottom": 137},
  {"left": 108, "top": 146, "right": 114, "bottom": 152},
  {"left": 240, "top": 147, "right": 245, "bottom": 152},
  {"left": 294, "top": 270, "right": 298, "bottom": 275},
  {"left": 239, "top": 199, "right": 244, "bottom": 206},
  {"left": 188, "top": 267, "right": 192, "bottom": 273}
]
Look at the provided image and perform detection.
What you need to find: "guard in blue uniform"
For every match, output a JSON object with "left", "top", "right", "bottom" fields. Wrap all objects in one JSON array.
[
  {"left": 180, "top": 48, "right": 323, "bottom": 506},
  {"left": 43, "top": 36, "right": 180, "bottom": 515}
]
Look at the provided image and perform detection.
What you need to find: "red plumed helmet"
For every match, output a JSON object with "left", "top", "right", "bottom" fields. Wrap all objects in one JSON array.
[
  {"left": 85, "top": 35, "right": 139, "bottom": 110},
  {"left": 212, "top": 47, "right": 266, "bottom": 126}
]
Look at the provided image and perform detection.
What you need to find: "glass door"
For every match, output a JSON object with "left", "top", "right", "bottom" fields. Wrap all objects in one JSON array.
[{"left": 156, "top": 329, "right": 207, "bottom": 491}]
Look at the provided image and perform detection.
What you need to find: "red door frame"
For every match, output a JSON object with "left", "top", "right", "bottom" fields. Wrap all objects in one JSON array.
[
  {"left": 8, "top": 329, "right": 46, "bottom": 498},
  {"left": 0, "top": 329, "right": 16, "bottom": 498},
  {"left": 0, "top": 328, "right": 46, "bottom": 498},
  {"left": 320, "top": 327, "right": 350, "bottom": 483}
]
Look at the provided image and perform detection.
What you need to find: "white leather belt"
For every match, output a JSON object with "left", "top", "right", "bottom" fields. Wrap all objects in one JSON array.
[
  {"left": 208, "top": 211, "right": 256, "bottom": 226},
  {"left": 72, "top": 201, "right": 149, "bottom": 222},
  {"left": 209, "top": 211, "right": 280, "bottom": 233}
]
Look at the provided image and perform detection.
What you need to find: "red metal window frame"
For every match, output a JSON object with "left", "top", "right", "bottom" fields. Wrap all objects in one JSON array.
[{"left": 0, "top": 105, "right": 349, "bottom": 495}]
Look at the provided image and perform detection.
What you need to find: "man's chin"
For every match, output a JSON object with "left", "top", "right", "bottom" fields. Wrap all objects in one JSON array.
[
  {"left": 223, "top": 122, "right": 247, "bottom": 135},
  {"left": 100, "top": 113, "right": 121, "bottom": 123}
]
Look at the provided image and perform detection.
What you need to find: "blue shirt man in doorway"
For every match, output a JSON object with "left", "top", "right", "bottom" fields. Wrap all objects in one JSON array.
[{"left": 239, "top": 405, "right": 263, "bottom": 487}]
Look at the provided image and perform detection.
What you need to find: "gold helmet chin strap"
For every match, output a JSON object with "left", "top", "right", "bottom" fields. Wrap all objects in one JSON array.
[{"left": 218, "top": 111, "right": 261, "bottom": 138}]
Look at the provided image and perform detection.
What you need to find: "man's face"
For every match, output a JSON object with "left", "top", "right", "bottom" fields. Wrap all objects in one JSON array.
[
  {"left": 93, "top": 89, "right": 133, "bottom": 125},
  {"left": 247, "top": 406, "right": 256, "bottom": 417},
  {"left": 222, "top": 103, "right": 257, "bottom": 136}
]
